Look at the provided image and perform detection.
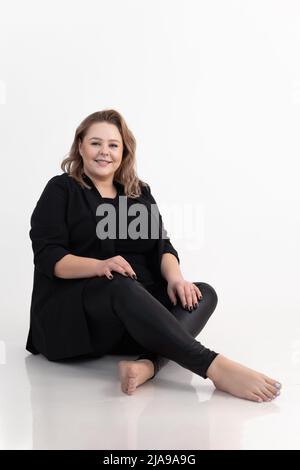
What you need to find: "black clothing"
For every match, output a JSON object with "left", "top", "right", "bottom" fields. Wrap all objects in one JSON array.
[
  {"left": 26, "top": 172, "right": 218, "bottom": 378},
  {"left": 26, "top": 173, "right": 179, "bottom": 359},
  {"left": 83, "top": 275, "right": 218, "bottom": 378}
]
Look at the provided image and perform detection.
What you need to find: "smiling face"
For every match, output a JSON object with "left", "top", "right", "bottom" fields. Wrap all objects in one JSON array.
[{"left": 79, "top": 121, "right": 124, "bottom": 183}]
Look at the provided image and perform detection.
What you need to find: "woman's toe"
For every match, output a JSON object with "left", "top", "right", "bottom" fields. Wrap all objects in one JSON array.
[
  {"left": 251, "top": 393, "right": 263, "bottom": 403},
  {"left": 265, "top": 383, "right": 278, "bottom": 395},
  {"left": 262, "top": 386, "right": 275, "bottom": 400},
  {"left": 264, "top": 376, "right": 282, "bottom": 389}
]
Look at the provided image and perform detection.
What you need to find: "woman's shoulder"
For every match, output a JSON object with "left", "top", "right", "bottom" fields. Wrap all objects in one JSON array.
[
  {"left": 37, "top": 173, "right": 76, "bottom": 202},
  {"left": 44, "top": 174, "right": 153, "bottom": 197},
  {"left": 139, "top": 181, "right": 151, "bottom": 196},
  {"left": 47, "top": 172, "right": 71, "bottom": 183},
  {"left": 139, "top": 182, "right": 158, "bottom": 204},
  {"left": 44, "top": 172, "right": 76, "bottom": 190}
]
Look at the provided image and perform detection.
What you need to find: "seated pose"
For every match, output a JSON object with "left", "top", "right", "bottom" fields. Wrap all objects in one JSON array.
[{"left": 26, "top": 109, "right": 282, "bottom": 402}]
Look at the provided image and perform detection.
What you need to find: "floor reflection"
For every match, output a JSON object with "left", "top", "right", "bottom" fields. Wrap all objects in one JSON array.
[{"left": 24, "top": 353, "right": 279, "bottom": 450}]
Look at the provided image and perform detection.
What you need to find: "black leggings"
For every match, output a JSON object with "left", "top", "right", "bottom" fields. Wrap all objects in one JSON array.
[{"left": 82, "top": 273, "right": 219, "bottom": 379}]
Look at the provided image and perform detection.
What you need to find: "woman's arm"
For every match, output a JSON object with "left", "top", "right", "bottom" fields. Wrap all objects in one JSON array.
[
  {"left": 54, "top": 254, "right": 103, "bottom": 279},
  {"left": 161, "top": 252, "right": 203, "bottom": 309},
  {"left": 56, "top": 252, "right": 184, "bottom": 282},
  {"left": 160, "top": 252, "right": 183, "bottom": 282},
  {"left": 30, "top": 176, "right": 71, "bottom": 280},
  {"left": 31, "top": 177, "right": 106, "bottom": 280}
]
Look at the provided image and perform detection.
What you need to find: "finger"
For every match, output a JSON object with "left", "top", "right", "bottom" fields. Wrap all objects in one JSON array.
[
  {"left": 117, "top": 255, "right": 135, "bottom": 275},
  {"left": 105, "top": 269, "right": 114, "bottom": 280},
  {"left": 193, "top": 284, "right": 203, "bottom": 300},
  {"left": 168, "top": 289, "right": 177, "bottom": 306},
  {"left": 123, "top": 262, "right": 137, "bottom": 279},
  {"left": 191, "top": 289, "right": 199, "bottom": 309},
  {"left": 185, "top": 285, "right": 193, "bottom": 311},
  {"left": 177, "top": 285, "right": 187, "bottom": 309},
  {"left": 115, "top": 259, "right": 137, "bottom": 278},
  {"left": 115, "top": 262, "right": 137, "bottom": 279},
  {"left": 111, "top": 262, "right": 130, "bottom": 277}
]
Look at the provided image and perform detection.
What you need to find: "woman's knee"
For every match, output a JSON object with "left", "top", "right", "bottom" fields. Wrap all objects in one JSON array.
[
  {"left": 194, "top": 282, "right": 218, "bottom": 309},
  {"left": 106, "top": 272, "right": 139, "bottom": 296}
]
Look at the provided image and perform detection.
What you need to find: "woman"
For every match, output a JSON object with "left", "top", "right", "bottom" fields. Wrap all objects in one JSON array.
[{"left": 26, "top": 109, "right": 282, "bottom": 402}]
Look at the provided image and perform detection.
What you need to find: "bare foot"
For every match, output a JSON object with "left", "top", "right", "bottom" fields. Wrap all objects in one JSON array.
[
  {"left": 118, "top": 359, "right": 155, "bottom": 395},
  {"left": 206, "top": 354, "right": 282, "bottom": 403}
]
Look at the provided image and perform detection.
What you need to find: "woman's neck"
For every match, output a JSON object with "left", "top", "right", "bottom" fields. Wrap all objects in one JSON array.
[{"left": 84, "top": 170, "right": 115, "bottom": 192}]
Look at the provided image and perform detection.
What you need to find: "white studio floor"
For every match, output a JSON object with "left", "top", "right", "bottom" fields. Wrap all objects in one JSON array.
[{"left": 0, "top": 329, "right": 299, "bottom": 450}]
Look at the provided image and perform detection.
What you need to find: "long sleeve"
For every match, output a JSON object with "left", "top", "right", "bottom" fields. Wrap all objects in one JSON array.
[
  {"left": 144, "top": 184, "right": 180, "bottom": 265},
  {"left": 29, "top": 176, "right": 71, "bottom": 280}
]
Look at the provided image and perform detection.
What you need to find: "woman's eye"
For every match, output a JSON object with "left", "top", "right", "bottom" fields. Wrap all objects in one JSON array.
[{"left": 91, "top": 143, "right": 117, "bottom": 147}]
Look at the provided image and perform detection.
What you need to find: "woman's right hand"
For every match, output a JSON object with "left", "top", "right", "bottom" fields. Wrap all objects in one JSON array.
[{"left": 96, "top": 255, "right": 137, "bottom": 280}]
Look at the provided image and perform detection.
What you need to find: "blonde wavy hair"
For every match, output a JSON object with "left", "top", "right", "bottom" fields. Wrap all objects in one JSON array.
[{"left": 61, "top": 109, "right": 148, "bottom": 198}]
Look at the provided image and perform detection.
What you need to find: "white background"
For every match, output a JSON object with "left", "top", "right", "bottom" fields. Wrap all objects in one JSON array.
[{"left": 0, "top": 0, "right": 299, "bottom": 450}]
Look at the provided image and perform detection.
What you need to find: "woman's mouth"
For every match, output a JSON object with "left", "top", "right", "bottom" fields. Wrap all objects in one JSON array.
[{"left": 94, "top": 159, "right": 112, "bottom": 167}]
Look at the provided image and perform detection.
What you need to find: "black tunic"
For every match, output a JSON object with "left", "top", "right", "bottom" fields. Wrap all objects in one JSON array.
[{"left": 26, "top": 172, "right": 180, "bottom": 360}]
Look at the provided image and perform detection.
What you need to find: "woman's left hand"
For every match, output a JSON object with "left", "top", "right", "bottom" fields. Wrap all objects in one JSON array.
[{"left": 167, "top": 277, "right": 203, "bottom": 310}]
